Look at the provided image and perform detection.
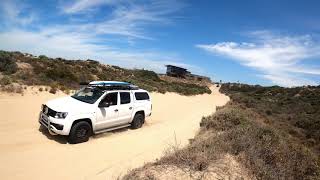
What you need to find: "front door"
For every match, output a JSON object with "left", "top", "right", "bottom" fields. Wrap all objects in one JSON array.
[{"left": 95, "top": 92, "right": 121, "bottom": 130}]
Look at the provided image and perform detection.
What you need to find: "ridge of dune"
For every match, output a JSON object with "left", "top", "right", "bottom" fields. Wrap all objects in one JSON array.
[{"left": 0, "top": 85, "right": 229, "bottom": 180}]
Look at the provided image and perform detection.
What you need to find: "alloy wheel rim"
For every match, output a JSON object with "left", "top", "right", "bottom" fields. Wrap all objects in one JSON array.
[{"left": 76, "top": 127, "right": 88, "bottom": 138}]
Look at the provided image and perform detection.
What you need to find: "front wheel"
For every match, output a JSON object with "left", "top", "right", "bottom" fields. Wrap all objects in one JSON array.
[
  {"left": 131, "top": 113, "right": 145, "bottom": 129},
  {"left": 68, "top": 121, "right": 92, "bottom": 144}
]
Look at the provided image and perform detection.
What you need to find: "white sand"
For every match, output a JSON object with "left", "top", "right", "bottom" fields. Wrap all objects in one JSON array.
[{"left": 0, "top": 86, "right": 229, "bottom": 180}]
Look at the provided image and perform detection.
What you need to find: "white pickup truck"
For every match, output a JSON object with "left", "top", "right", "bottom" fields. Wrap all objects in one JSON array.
[{"left": 39, "top": 81, "right": 152, "bottom": 144}]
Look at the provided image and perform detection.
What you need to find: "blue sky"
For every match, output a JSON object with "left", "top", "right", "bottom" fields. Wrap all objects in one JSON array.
[{"left": 0, "top": 0, "right": 320, "bottom": 86}]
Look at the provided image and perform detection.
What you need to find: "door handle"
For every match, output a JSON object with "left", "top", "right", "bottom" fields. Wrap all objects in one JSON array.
[
  {"left": 114, "top": 109, "right": 118, "bottom": 112},
  {"left": 129, "top": 107, "right": 133, "bottom": 110}
]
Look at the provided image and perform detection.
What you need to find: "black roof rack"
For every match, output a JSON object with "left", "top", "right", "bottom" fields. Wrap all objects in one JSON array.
[
  {"left": 89, "top": 83, "right": 139, "bottom": 91},
  {"left": 79, "top": 82, "right": 89, "bottom": 86}
]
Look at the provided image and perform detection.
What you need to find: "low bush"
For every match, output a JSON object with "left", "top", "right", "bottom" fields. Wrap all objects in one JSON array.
[
  {"left": 133, "top": 69, "right": 160, "bottom": 81},
  {"left": 0, "top": 51, "right": 18, "bottom": 74},
  {"left": 1, "top": 84, "right": 24, "bottom": 94},
  {"left": 49, "top": 88, "right": 57, "bottom": 94},
  {"left": 0, "top": 76, "right": 12, "bottom": 86},
  {"left": 15, "top": 85, "right": 23, "bottom": 94},
  {"left": 38, "top": 55, "right": 48, "bottom": 60}
]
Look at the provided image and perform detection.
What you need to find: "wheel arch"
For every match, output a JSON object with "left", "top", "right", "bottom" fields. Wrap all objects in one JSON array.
[
  {"left": 135, "top": 110, "right": 145, "bottom": 117},
  {"left": 72, "top": 118, "right": 93, "bottom": 131},
  {"left": 134, "top": 110, "right": 145, "bottom": 123}
]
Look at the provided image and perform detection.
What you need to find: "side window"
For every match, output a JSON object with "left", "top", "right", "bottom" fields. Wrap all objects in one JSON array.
[
  {"left": 120, "top": 92, "right": 131, "bottom": 104},
  {"left": 135, "top": 92, "right": 150, "bottom": 101},
  {"left": 103, "top": 92, "right": 118, "bottom": 106}
]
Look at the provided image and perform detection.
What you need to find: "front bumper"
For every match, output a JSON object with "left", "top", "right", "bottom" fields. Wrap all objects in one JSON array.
[{"left": 39, "top": 113, "right": 64, "bottom": 135}]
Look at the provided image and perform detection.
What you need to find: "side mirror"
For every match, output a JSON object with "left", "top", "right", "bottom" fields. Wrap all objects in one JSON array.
[{"left": 98, "top": 101, "right": 110, "bottom": 108}]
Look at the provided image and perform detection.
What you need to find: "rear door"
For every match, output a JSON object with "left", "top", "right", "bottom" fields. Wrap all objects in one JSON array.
[{"left": 118, "top": 91, "right": 134, "bottom": 123}]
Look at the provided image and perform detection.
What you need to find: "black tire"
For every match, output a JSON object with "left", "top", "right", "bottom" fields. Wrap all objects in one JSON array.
[
  {"left": 131, "top": 113, "right": 145, "bottom": 129},
  {"left": 68, "top": 121, "right": 92, "bottom": 144}
]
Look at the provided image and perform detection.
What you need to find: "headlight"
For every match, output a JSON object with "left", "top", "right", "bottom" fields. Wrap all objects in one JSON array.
[{"left": 54, "top": 112, "right": 68, "bottom": 119}]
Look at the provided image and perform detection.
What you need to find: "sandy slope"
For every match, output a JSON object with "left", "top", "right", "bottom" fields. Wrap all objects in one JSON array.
[{"left": 0, "top": 86, "right": 229, "bottom": 180}]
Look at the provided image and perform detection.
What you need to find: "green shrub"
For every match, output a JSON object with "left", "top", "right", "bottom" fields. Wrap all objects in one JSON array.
[
  {"left": 1, "top": 76, "right": 12, "bottom": 86},
  {"left": 0, "top": 51, "right": 18, "bottom": 74},
  {"left": 49, "top": 82, "right": 59, "bottom": 94},
  {"left": 133, "top": 69, "right": 160, "bottom": 81},
  {"left": 39, "top": 55, "right": 48, "bottom": 60},
  {"left": 49, "top": 88, "right": 57, "bottom": 94}
]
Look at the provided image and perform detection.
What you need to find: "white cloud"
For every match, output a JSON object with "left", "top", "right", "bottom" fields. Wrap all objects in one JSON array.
[
  {"left": 0, "top": 0, "right": 36, "bottom": 26},
  {"left": 0, "top": 29, "right": 201, "bottom": 73},
  {"left": 60, "top": 0, "right": 185, "bottom": 40},
  {"left": 0, "top": 0, "right": 198, "bottom": 74},
  {"left": 261, "top": 73, "right": 317, "bottom": 87},
  {"left": 62, "top": 0, "right": 119, "bottom": 14},
  {"left": 197, "top": 31, "right": 320, "bottom": 87}
]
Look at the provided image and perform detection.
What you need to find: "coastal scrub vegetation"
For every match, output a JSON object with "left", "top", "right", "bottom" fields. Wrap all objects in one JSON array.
[
  {"left": 123, "top": 83, "right": 320, "bottom": 179},
  {"left": 0, "top": 51, "right": 211, "bottom": 95}
]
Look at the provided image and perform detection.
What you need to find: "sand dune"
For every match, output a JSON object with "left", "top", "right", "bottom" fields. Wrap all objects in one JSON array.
[{"left": 0, "top": 86, "right": 229, "bottom": 180}]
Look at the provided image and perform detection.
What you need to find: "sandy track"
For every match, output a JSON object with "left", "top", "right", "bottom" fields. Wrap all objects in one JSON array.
[{"left": 0, "top": 86, "right": 229, "bottom": 180}]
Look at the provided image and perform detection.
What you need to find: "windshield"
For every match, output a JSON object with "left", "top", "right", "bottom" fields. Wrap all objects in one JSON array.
[{"left": 71, "top": 87, "right": 104, "bottom": 104}]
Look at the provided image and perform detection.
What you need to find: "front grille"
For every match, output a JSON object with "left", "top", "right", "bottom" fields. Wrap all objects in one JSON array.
[
  {"left": 39, "top": 113, "right": 49, "bottom": 128},
  {"left": 40, "top": 117, "right": 48, "bottom": 127},
  {"left": 42, "top": 105, "right": 56, "bottom": 117}
]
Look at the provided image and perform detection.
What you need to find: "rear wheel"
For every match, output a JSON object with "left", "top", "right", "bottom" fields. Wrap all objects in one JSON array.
[
  {"left": 131, "top": 113, "right": 145, "bottom": 129},
  {"left": 68, "top": 121, "right": 92, "bottom": 144}
]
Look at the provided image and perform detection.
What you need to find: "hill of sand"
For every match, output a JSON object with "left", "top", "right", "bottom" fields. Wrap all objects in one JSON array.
[{"left": 0, "top": 85, "right": 229, "bottom": 180}]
